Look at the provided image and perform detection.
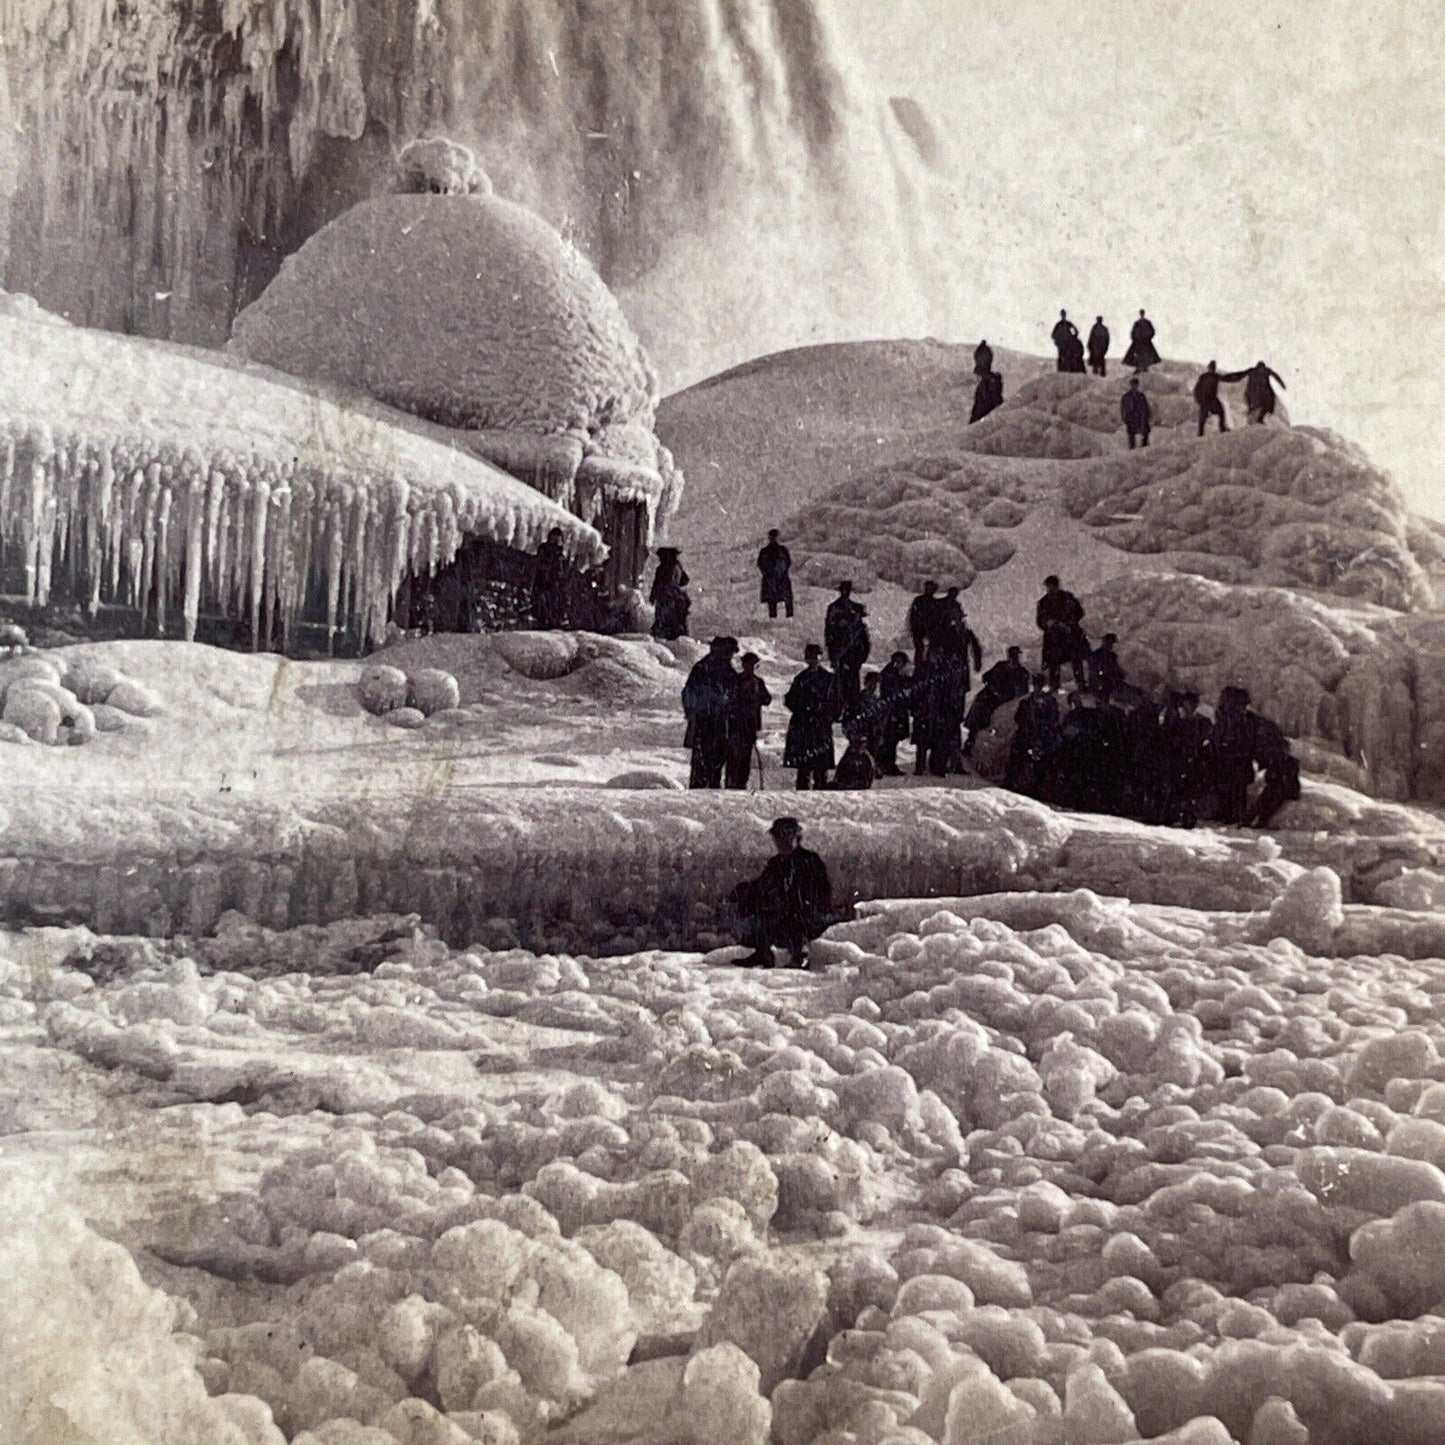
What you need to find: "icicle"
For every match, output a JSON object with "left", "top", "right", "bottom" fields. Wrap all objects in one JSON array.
[
  {"left": 183, "top": 472, "right": 206, "bottom": 642},
  {"left": 0, "top": 432, "right": 15, "bottom": 534},
  {"left": 249, "top": 475, "right": 272, "bottom": 651},
  {"left": 137, "top": 463, "right": 161, "bottom": 625},
  {"left": 153, "top": 478, "right": 172, "bottom": 635}
]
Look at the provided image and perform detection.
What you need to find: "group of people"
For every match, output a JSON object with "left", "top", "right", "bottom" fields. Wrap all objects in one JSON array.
[
  {"left": 680, "top": 561, "right": 1301, "bottom": 832},
  {"left": 1051, "top": 309, "right": 1161, "bottom": 377}
]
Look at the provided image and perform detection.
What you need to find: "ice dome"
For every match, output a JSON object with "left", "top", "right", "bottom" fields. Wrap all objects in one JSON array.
[{"left": 230, "top": 155, "right": 680, "bottom": 549}]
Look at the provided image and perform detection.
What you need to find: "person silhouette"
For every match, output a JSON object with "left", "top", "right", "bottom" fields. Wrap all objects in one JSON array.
[
  {"left": 1193, "top": 361, "right": 1229, "bottom": 436},
  {"left": 974, "top": 339, "right": 994, "bottom": 376},
  {"left": 1123, "top": 310, "right": 1160, "bottom": 373},
  {"left": 1087, "top": 317, "right": 1110, "bottom": 377},
  {"left": 757, "top": 529, "right": 794, "bottom": 619},
  {"left": 1221, "top": 361, "right": 1287, "bottom": 424},
  {"left": 1051, "top": 310, "right": 1080, "bottom": 373},
  {"left": 1121, "top": 378, "right": 1152, "bottom": 449},
  {"left": 970, "top": 368, "right": 1004, "bottom": 424}
]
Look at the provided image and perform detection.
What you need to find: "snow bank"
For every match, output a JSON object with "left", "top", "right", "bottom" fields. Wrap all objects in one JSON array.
[{"left": 0, "top": 306, "right": 605, "bottom": 650}]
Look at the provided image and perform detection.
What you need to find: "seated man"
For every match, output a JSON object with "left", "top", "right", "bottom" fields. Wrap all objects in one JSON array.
[{"left": 728, "top": 817, "right": 833, "bottom": 969}]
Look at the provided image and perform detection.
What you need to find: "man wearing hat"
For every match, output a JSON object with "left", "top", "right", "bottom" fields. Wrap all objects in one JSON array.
[
  {"left": 757, "top": 529, "right": 794, "bottom": 619},
  {"left": 725, "top": 651, "right": 772, "bottom": 789},
  {"left": 681, "top": 636, "right": 739, "bottom": 789},
  {"left": 824, "top": 579, "right": 870, "bottom": 710},
  {"left": 1088, "top": 632, "right": 1127, "bottom": 701},
  {"left": 784, "top": 643, "right": 839, "bottom": 790},
  {"left": 728, "top": 817, "right": 834, "bottom": 969}
]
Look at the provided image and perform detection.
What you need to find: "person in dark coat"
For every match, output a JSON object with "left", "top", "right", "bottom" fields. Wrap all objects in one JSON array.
[
  {"left": 1193, "top": 361, "right": 1229, "bottom": 437},
  {"left": 974, "top": 339, "right": 994, "bottom": 376},
  {"left": 877, "top": 652, "right": 913, "bottom": 775},
  {"left": 729, "top": 817, "right": 834, "bottom": 969},
  {"left": 1123, "top": 309, "right": 1160, "bottom": 372},
  {"left": 1036, "top": 576, "right": 1088, "bottom": 691},
  {"left": 843, "top": 671, "right": 887, "bottom": 757},
  {"left": 970, "top": 368, "right": 1005, "bottom": 424},
  {"left": 825, "top": 581, "right": 870, "bottom": 710},
  {"left": 531, "top": 527, "right": 569, "bottom": 629},
  {"left": 1248, "top": 736, "right": 1301, "bottom": 828},
  {"left": 784, "top": 644, "right": 839, "bottom": 790},
  {"left": 649, "top": 548, "right": 691, "bottom": 640},
  {"left": 681, "top": 636, "right": 738, "bottom": 789},
  {"left": 964, "top": 645, "right": 1031, "bottom": 753},
  {"left": 757, "top": 529, "right": 794, "bottom": 619},
  {"left": 725, "top": 652, "right": 772, "bottom": 789},
  {"left": 1121, "top": 378, "right": 1152, "bottom": 449},
  {"left": 908, "top": 580, "right": 941, "bottom": 668},
  {"left": 832, "top": 737, "right": 877, "bottom": 791},
  {"left": 1089, "top": 633, "right": 1127, "bottom": 700},
  {"left": 1208, "top": 685, "right": 1257, "bottom": 824},
  {"left": 1051, "top": 310, "right": 1080, "bottom": 373},
  {"left": 1087, "top": 317, "right": 1110, "bottom": 377},
  {"left": 1159, "top": 690, "right": 1211, "bottom": 827},
  {"left": 1221, "top": 361, "right": 1286, "bottom": 424},
  {"left": 1006, "top": 675, "right": 1061, "bottom": 794}
]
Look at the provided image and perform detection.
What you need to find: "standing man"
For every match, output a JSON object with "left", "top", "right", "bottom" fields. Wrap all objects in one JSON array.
[
  {"left": 1193, "top": 361, "right": 1229, "bottom": 437},
  {"left": 725, "top": 651, "right": 772, "bottom": 789},
  {"left": 1036, "top": 575, "right": 1088, "bottom": 691},
  {"left": 757, "top": 529, "right": 794, "bottom": 619},
  {"left": 1088, "top": 633, "right": 1127, "bottom": 700},
  {"left": 1121, "top": 378, "right": 1152, "bottom": 450},
  {"left": 1124, "top": 309, "right": 1160, "bottom": 373},
  {"left": 530, "top": 526, "right": 569, "bottom": 629},
  {"left": 825, "top": 581, "right": 870, "bottom": 710},
  {"left": 973, "top": 339, "right": 995, "bottom": 376},
  {"left": 681, "top": 636, "right": 738, "bottom": 789},
  {"left": 784, "top": 644, "right": 839, "bottom": 791},
  {"left": 1051, "top": 310, "right": 1080, "bottom": 373},
  {"left": 908, "top": 580, "right": 941, "bottom": 668},
  {"left": 728, "top": 818, "right": 833, "bottom": 970},
  {"left": 1087, "top": 316, "right": 1110, "bottom": 377},
  {"left": 877, "top": 651, "right": 914, "bottom": 776}
]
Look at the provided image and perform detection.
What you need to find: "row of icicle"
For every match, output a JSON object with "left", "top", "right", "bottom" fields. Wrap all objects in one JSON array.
[{"left": 0, "top": 420, "right": 549, "bottom": 650}]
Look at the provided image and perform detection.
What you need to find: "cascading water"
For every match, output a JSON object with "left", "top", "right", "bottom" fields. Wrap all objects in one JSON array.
[{"left": 0, "top": 0, "right": 965, "bottom": 385}]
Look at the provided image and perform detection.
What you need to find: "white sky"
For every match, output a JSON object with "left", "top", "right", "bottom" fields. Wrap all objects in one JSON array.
[{"left": 829, "top": 0, "right": 1445, "bottom": 517}]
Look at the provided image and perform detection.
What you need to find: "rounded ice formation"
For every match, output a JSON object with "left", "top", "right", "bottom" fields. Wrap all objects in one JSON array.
[
  {"left": 229, "top": 185, "right": 659, "bottom": 447},
  {"left": 396, "top": 137, "right": 494, "bottom": 197},
  {"left": 359, "top": 667, "right": 409, "bottom": 717},
  {"left": 407, "top": 670, "right": 461, "bottom": 718}
]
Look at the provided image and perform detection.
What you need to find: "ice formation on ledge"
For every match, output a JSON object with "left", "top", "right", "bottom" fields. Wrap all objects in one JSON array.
[
  {"left": 228, "top": 140, "right": 683, "bottom": 583},
  {"left": 0, "top": 300, "right": 605, "bottom": 650}
]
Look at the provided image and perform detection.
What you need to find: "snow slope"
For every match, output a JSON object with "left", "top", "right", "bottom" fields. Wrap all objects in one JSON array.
[{"left": 659, "top": 343, "right": 1445, "bottom": 802}]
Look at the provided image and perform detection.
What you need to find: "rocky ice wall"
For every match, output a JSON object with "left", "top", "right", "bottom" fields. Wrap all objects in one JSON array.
[{"left": 0, "top": 0, "right": 961, "bottom": 384}]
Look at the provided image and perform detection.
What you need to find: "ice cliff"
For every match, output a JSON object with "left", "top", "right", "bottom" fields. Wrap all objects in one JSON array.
[
  {"left": 0, "top": 299, "right": 605, "bottom": 649},
  {"left": 0, "top": 0, "right": 962, "bottom": 387}
]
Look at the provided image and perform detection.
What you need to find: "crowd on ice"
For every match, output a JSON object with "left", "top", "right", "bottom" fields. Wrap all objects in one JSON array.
[
  {"left": 11, "top": 861, "right": 1445, "bottom": 1445},
  {"left": 667, "top": 553, "right": 1300, "bottom": 831}
]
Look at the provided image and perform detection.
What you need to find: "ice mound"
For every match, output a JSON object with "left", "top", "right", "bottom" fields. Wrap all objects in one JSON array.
[
  {"left": 1082, "top": 571, "right": 1441, "bottom": 801},
  {"left": 229, "top": 189, "right": 681, "bottom": 528},
  {"left": 1063, "top": 426, "right": 1436, "bottom": 611},
  {"left": 18, "top": 876, "right": 1445, "bottom": 1444}
]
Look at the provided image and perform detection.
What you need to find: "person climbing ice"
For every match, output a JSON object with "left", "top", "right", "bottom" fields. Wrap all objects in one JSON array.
[
  {"left": 530, "top": 526, "right": 568, "bottom": 630},
  {"left": 757, "top": 528, "right": 794, "bottom": 619},
  {"left": 1221, "top": 361, "right": 1287, "bottom": 425},
  {"left": 1121, "top": 377, "right": 1152, "bottom": 449},
  {"left": 970, "top": 367, "right": 1004, "bottom": 424},
  {"left": 1087, "top": 316, "right": 1110, "bottom": 376},
  {"left": 649, "top": 547, "right": 690, "bottom": 640},
  {"left": 728, "top": 817, "right": 834, "bottom": 970},
  {"left": 784, "top": 644, "right": 839, "bottom": 791},
  {"left": 1123, "top": 309, "right": 1160, "bottom": 372},
  {"left": 1193, "top": 361, "right": 1229, "bottom": 437},
  {"left": 681, "top": 636, "right": 738, "bottom": 789}
]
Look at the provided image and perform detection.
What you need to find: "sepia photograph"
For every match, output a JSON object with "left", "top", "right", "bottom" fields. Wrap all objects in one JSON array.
[{"left": 1, "top": 3, "right": 1443, "bottom": 1442}]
